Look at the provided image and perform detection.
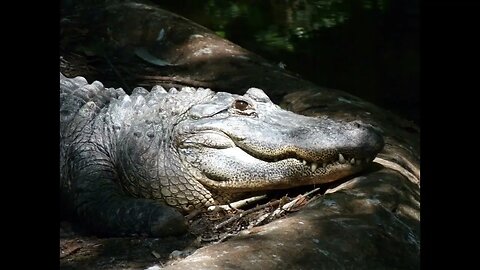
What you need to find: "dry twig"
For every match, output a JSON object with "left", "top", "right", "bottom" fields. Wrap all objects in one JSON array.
[{"left": 214, "top": 199, "right": 281, "bottom": 230}]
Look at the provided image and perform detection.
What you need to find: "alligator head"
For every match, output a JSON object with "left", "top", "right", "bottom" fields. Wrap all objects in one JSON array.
[
  {"left": 115, "top": 86, "right": 384, "bottom": 211},
  {"left": 177, "top": 88, "right": 384, "bottom": 189}
]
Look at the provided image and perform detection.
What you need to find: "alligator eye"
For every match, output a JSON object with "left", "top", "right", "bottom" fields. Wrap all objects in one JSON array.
[
  {"left": 233, "top": 100, "right": 250, "bottom": 111},
  {"left": 231, "top": 99, "right": 256, "bottom": 116}
]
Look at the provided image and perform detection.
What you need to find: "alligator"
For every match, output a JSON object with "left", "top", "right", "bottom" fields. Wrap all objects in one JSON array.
[{"left": 60, "top": 72, "right": 384, "bottom": 237}]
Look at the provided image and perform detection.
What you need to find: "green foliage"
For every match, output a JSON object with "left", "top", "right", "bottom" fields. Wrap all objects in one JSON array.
[{"left": 169, "top": 0, "right": 388, "bottom": 55}]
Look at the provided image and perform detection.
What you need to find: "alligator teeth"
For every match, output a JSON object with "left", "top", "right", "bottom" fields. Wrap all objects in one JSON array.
[
  {"left": 322, "top": 162, "right": 327, "bottom": 168},
  {"left": 302, "top": 159, "right": 307, "bottom": 165},
  {"left": 338, "top": 153, "right": 345, "bottom": 163},
  {"left": 350, "top": 158, "right": 355, "bottom": 165},
  {"left": 311, "top": 162, "right": 318, "bottom": 172}
]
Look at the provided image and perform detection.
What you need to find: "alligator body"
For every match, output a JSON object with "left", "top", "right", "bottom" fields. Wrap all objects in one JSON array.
[{"left": 60, "top": 73, "right": 384, "bottom": 237}]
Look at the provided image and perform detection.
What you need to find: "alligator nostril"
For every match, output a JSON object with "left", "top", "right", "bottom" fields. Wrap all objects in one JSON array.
[
  {"left": 350, "top": 121, "right": 385, "bottom": 139},
  {"left": 351, "top": 121, "right": 364, "bottom": 129}
]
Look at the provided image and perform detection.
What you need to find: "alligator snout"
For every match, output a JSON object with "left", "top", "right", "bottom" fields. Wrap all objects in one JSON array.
[{"left": 344, "top": 120, "right": 385, "bottom": 156}]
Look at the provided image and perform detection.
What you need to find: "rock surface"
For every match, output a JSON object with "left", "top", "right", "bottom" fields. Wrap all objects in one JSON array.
[{"left": 162, "top": 167, "right": 419, "bottom": 270}]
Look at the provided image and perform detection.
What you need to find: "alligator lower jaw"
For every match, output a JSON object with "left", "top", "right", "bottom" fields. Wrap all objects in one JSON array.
[
  {"left": 190, "top": 146, "right": 377, "bottom": 191},
  {"left": 201, "top": 162, "right": 367, "bottom": 192}
]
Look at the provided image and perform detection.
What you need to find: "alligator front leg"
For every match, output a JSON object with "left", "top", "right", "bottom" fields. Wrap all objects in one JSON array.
[{"left": 72, "top": 169, "right": 187, "bottom": 237}]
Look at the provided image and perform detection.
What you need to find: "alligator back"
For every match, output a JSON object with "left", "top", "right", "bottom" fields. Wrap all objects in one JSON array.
[
  {"left": 60, "top": 73, "right": 126, "bottom": 127},
  {"left": 60, "top": 73, "right": 188, "bottom": 236}
]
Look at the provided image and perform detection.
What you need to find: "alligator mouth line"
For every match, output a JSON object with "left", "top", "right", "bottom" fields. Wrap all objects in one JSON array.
[
  {"left": 186, "top": 130, "right": 377, "bottom": 174},
  {"left": 295, "top": 153, "right": 373, "bottom": 173},
  {"left": 231, "top": 140, "right": 375, "bottom": 174}
]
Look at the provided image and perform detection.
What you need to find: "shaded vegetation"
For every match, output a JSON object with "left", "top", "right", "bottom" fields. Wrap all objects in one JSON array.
[{"left": 155, "top": 0, "right": 419, "bottom": 123}]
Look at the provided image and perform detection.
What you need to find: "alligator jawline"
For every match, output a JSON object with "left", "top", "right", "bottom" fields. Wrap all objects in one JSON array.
[
  {"left": 201, "top": 131, "right": 376, "bottom": 174},
  {"left": 233, "top": 143, "right": 374, "bottom": 174}
]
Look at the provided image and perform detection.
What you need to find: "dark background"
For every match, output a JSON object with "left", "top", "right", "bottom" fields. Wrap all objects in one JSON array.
[{"left": 155, "top": 0, "right": 419, "bottom": 124}]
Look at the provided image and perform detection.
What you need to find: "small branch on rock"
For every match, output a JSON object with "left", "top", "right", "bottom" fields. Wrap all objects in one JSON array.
[
  {"left": 270, "top": 187, "right": 321, "bottom": 218},
  {"left": 208, "top": 195, "right": 267, "bottom": 212},
  {"left": 250, "top": 212, "right": 271, "bottom": 227},
  {"left": 201, "top": 232, "right": 237, "bottom": 244},
  {"left": 214, "top": 233, "right": 238, "bottom": 244},
  {"left": 214, "top": 199, "right": 281, "bottom": 230},
  {"left": 303, "top": 187, "right": 322, "bottom": 198}
]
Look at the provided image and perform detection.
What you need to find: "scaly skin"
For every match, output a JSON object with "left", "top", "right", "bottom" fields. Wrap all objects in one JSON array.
[{"left": 60, "top": 73, "right": 384, "bottom": 236}]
